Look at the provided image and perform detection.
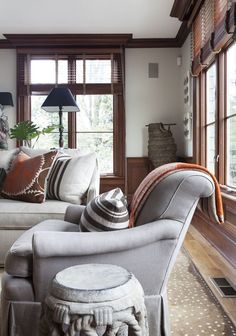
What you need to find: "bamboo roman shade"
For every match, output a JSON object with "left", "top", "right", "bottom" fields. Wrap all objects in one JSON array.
[
  {"left": 191, "top": 0, "right": 236, "bottom": 76},
  {"left": 214, "top": 0, "right": 229, "bottom": 26}
]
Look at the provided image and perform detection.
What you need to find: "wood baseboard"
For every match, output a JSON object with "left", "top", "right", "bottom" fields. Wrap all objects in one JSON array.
[{"left": 192, "top": 209, "right": 236, "bottom": 268}]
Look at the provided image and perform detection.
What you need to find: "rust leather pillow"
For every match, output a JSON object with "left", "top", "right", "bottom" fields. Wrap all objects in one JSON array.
[{"left": 1, "top": 150, "right": 57, "bottom": 203}]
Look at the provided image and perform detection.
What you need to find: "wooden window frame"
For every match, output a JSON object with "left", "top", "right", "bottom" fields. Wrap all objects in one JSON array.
[
  {"left": 16, "top": 49, "right": 126, "bottom": 192},
  {"left": 194, "top": 40, "right": 236, "bottom": 193}
]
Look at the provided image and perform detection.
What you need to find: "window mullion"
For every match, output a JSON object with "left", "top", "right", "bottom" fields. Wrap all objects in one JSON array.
[
  {"left": 68, "top": 57, "right": 76, "bottom": 148},
  {"left": 218, "top": 52, "right": 226, "bottom": 183}
]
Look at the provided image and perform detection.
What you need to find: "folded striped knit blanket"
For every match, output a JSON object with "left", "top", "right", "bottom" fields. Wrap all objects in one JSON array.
[{"left": 129, "top": 162, "right": 224, "bottom": 227}]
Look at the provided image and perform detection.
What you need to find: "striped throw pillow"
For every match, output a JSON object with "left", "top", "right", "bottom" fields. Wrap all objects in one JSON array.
[
  {"left": 80, "top": 188, "right": 129, "bottom": 232},
  {"left": 0, "top": 168, "right": 6, "bottom": 189},
  {"left": 47, "top": 154, "right": 71, "bottom": 200},
  {"left": 47, "top": 152, "right": 97, "bottom": 204}
]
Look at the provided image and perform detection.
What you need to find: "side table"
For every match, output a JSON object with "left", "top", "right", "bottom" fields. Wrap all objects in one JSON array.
[{"left": 40, "top": 264, "right": 149, "bottom": 336}]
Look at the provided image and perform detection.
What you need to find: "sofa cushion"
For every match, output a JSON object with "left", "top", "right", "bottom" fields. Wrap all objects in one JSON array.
[
  {"left": 5, "top": 219, "right": 80, "bottom": 277},
  {"left": 0, "top": 199, "right": 72, "bottom": 228},
  {"left": 47, "top": 152, "right": 97, "bottom": 204},
  {"left": 1, "top": 150, "right": 57, "bottom": 203},
  {"left": 80, "top": 188, "right": 129, "bottom": 232},
  {"left": 0, "top": 199, "right": 73, "bottom": 265},
  {"left": 0, "top": 148, "right": 20, "bottom": 171}
]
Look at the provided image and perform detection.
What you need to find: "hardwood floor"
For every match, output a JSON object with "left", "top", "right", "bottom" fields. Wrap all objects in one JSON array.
[{"left": 184, "top": 225, "right": 236, "bottom": 326}]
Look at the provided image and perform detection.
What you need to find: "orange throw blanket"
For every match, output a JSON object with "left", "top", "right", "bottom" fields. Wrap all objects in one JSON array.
[{"left": 129, "top": 162, "right": 224, "bottom": 227}]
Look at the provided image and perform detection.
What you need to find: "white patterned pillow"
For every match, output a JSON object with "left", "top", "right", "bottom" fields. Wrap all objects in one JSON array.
[
  {"left": 0, "top": 148, "right": 20, "bottom": 171},
  {"left": 47, "top": 152, "right": 97, "bottom": 204},
  {"left": 80, "top": 188, "right": 129, "bottom": 232}
]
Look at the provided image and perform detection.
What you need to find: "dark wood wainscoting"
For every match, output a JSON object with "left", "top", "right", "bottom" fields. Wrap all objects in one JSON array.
[
  {"left": 192, "top": 197, "right": 236, "bottom": 268},
  {"left": 126, "top": 157, "right": 151, "bottom": 202},
  {"left": 100, "top": 176, "right": 125, "bottom": 194}
]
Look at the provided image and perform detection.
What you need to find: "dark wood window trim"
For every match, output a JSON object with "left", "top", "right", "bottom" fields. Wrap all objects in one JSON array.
[
  {"left": 16, "top": 47, "right": 126, "bottom": 192},
  {"left": 195, "top": 48, "right": 235, "bottom": 187}
]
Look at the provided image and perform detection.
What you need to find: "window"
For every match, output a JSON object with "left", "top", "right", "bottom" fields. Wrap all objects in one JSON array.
[
  {"left": 191, "top": 0, "right": 236, "bottom": 191},
  {"left": 205, "top": 63, "right": 217, "bottom": 175},
  {"left": 76, "top": 94, "right": 113, "bottom": 173},
  {"left": 226, "top": 43, "right": 236, "bottom": 188},
  {"left": 17, "top": 50, "right": 125, "bottom": 180},
  {"left": 194, "top": 42, "right": 236, "bottom": 190}
]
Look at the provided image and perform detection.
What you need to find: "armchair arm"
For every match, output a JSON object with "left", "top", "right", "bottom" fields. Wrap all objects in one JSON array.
[
  {"left": 64, "top": 205, "right": 85, "bottom": 224},
  {"left": 33, "top": 219, "right": 182, "bottom": 257},
  {"left": 32, "top": 219, "right": 183, "bottom": 301}
]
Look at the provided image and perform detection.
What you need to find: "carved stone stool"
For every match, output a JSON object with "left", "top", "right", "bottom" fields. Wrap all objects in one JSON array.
[{"left": 40, "top": 264, "right": 149, "bottom": 336}]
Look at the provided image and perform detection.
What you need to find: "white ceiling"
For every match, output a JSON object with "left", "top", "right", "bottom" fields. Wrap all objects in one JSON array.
[{"left": 0, "top": 0, "right": 181, "bottom": 40}]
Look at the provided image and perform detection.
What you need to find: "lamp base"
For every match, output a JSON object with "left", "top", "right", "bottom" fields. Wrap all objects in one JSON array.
[{"left": 59, "top": 108, "right": 64, "bottom": 149}]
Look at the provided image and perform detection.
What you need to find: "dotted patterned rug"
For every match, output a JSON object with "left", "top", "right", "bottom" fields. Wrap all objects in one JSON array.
[{"left": 168, "top": 250, "right": 236, "bottom": 336}]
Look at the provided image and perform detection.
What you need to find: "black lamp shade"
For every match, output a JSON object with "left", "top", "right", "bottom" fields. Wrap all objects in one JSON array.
[
  {"left": 0, "top": 92, "right": 14, "bottom": 107},
  {"left": 41, "top": 87, "right": 79, "bottom": 112}
]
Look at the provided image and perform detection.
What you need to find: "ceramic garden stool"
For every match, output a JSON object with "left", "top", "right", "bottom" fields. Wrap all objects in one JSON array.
[{"left": 40, "top": 264, "right": 149, "bottom": 336}]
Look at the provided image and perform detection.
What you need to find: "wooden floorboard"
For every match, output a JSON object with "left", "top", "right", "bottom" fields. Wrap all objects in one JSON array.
[{"left": 184, "top": 225, "right": 236, "bottom": 326}]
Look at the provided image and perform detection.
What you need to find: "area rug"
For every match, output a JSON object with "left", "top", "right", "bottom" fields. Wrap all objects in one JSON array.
[{"left": 168, "top": 250, "right": 236, "bottom": 336}]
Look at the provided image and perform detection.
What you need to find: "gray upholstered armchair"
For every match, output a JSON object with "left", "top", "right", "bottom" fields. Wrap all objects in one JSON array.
[{"left": 0, "top": 168, "right": 216, "bottom": 336}]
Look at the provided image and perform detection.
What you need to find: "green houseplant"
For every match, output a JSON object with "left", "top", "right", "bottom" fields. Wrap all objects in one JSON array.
[{"left": 10, "top": 120, "right": 57, "bottom": 148}]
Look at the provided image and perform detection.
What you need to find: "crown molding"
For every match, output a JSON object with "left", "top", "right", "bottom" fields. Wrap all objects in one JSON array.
[
  {"left": 0, "top": 39, "right": 14, "bottom": 48},
  {"left": 2, "top": 34, "right": 133, "bottom": 48},
  {"left": 176, "top": 21, "right": 191, "bottom": 46},
  {"left": 0, "top": 26, "right": 191, "bottom": 50},
  {"left": 126, "top": 38, "right": 179, "bottom": 48}
]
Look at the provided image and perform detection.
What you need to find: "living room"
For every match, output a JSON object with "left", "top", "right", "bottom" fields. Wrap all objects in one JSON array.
[{"left": 0, "top": 0, "right": 236, "bottom": 335}]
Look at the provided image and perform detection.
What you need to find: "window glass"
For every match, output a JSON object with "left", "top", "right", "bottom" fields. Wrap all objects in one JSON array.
[
  {"left": 76, "top": 60, "right": 83, "bottom": 83},
  {"left": 76, "top": 95, "right": 113, "bottom": 131},
  {"left": 206, "top": 63, "right": 216, "bottom": 124},
  {"left": 226, "top": 117, "right": 236, "bottom": 188},
  {"left": 77, "top": 133, "right": 113, "bottom": 174},
  {"left": 31, "top": 95, "right": 68, "bottom": 149},
  {"left": 206, "top": 64, "right": 217, "bottom": 175},
  {"left": 76, "top": 59, "right": 111, "bottom": 83},
  {"left": 206, "top": 124, "right": 216, "bottom": 175},
  {"left": 76, "top": 95, "right": 113, "bottom": 173},
  {"left": 58, "top": 60, "right": 68, "bottom": 83},
  {"left": 86, "top": 60, "right": 111, "bottom": 83},
  {"left": 31, "top": 60, "right": 56, "bottom": 84},
  {"left": 226, "top": 43, "right": 236, "bottom": 117},
  {"left": 226, "top": 43, "right": 236, "bottom": 187}
]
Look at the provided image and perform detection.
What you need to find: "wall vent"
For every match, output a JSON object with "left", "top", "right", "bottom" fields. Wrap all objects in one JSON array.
[
  {"left": 148, "top": 63, "right": 159, "bottom": 78},
  {"left": 211, "top": 277, "right": 236, "bottom": 297}
]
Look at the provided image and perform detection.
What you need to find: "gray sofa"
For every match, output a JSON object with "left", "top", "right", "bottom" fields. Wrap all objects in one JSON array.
[
  {"left": 0, "top": 147, "right": 99, "bottom": 266},
  {"left": 1, "top": 169, "right": 215, "bottom": 336}
]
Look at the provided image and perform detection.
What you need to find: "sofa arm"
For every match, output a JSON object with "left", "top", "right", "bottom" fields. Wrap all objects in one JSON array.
[
  {"left": 86, "top": 157, "right": 100, "bottom": 204},
  {"left": 64, "top": 205, "right": 85, "bottom": 224}
]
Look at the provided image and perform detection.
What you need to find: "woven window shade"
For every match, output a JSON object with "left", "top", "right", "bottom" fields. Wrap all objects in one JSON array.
[
  {"left": 203, "top": 0, "right": 215, "bottom": 44},
  {"left": 201, "top": 0, "right": 215, "bottom": 66},
  {"left": 214, "top": 0, "right": 229, "bottom": 26},
  {"left": 192, "top": 8, "right": 204, "bottom": 75},
  {"left": 193, "top": 11, "right": 203, "bottom": 59},
  {"left": 191, "top": 0, "right": 235, "bottom": 75},
  {"left": 212, "top": 0, "right": 233, "bottom": 50}
]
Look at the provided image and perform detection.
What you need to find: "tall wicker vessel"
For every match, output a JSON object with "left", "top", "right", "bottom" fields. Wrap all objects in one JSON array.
[{"left": 147, "top": 123, "right": 177, "bottom": 168}]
